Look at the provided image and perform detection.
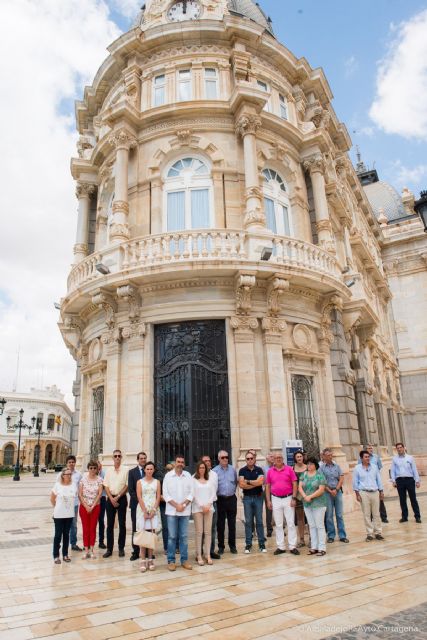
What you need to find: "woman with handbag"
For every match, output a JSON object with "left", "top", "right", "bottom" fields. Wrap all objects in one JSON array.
[
  {"left": 135, "top": 461, "right": 160, "bottom": 572},
  {"left": 192, "top": 460, "right": 216, "bottom": 566}
]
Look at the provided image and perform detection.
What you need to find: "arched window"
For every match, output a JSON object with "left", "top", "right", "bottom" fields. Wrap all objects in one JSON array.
[
  {"left": 164, "top": 157, "right": 213, "bottom": 231},
  {"left": 3, "top": 444, "right": 15, "bottom": 466},
  {"left": 263, "top": 169, "right": 292, "bottom": 236}
]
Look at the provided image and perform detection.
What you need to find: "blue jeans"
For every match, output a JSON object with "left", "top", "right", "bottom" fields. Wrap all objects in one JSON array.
[
  {"left": 167, "top": 515, "right": 189, "bottom": 564},
  {"left": 325, "top": 490, "right": 347, "bottom": 540},
  {"left": 243, "top": 494, "right": 265, "bottom": 546},
  {"left": 70, "top": 504, "right": 78, "bottom": 546}
]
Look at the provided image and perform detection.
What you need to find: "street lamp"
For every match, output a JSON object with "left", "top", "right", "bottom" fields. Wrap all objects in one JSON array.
[
  {"left": 6, "top": 409, "right": 36, "bottom": 481},
  {"left": 33, "top": 417, "right": 47, "bottom": 477},
  {"left": 0, "top": 397, "right": 6, "bottom": 415},
  {"left": 414, "top": 190, "right": 427, "bottom": 232}
]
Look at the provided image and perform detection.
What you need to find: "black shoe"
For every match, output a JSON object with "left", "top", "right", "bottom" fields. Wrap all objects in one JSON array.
[
  {"left": 130, "top": 552, "right": 139, "bottom": 561},
  {"left": 244, "top": 545, "right": 252, "bottom": 554},
  {"left": 210, "top": 552, "right": 221, "bottom": 559},
  {"left": 327, "top": 538, "right": 334, "bottom": 543},
  {"left": 339, "top": 538, "right": 350, "bottom": 543},
  {"left": 229, "top": 547, "right": 238, "bottom": 554},
  {"left": 375, "top": 534, "right": 385, "bottom": 540},
  {"left": 103, "top": 550, "right": 113, "bottom": 558},
  {"left": 290, "top": 548, "right": 300, "bottom": 555},
  {"left": 381, "top": 519, "right": 389, "bottom": 523},
  {"left": 71, "top": 545, "right": 82, "bottom": 551},
  {"left": 118, "top": 549, "right": 125, "bottom": 557},
  {"left": 415, "top": 517, "right": 422, "bottom": 523},
  {"left": 218, "top": 547, "right": 225, "bottom": 555},
  {"left": 98, "top": 542, "right": 107, "bottom": 549},
  {"left": 267, "top": 531, "right": 273, "bottom": 538},
  {"left": 366, "top": 536, "right": 374, "bottom": 541},
  {"left": 273, "top": 548, "right": 286, "bottom": 555},
  {"left": 399, "top": 518, "right": 408, "bottom": 523}
]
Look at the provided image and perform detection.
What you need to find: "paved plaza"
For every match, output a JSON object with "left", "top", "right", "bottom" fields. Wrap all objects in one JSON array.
[{"left": 0, "top": 474, "right": 426, "bottom": 639}]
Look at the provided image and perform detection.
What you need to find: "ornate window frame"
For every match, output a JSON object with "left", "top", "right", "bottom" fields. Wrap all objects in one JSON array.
[{"left": 262, "top": 168, "right": 293, "bottom": 236}]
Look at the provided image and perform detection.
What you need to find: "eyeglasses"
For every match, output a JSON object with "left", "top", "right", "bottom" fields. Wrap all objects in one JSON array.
[
  {"left": 220, "top": 455, "right": 229, "bottom": 459},
  {"left": 88, "top": 466, "right": 98, "bottom": 470},
  {"left": 113, "top": 454, "right": 122, "bottom": 458},
  {"left": 246, "top": 457, "right": 254, "bottom": 460}
]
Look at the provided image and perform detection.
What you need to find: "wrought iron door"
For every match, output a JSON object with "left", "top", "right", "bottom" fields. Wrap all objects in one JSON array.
[
  {"left": 291, "top": 375, "right": 320, "bottom": 458},
  {"left": 154, "top": 320, "right": 231, "bottom": 470}
]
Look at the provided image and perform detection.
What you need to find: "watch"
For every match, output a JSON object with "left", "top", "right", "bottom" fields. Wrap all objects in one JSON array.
[{"left": 167, "top": 1, "right": 201, "bottom": 22}]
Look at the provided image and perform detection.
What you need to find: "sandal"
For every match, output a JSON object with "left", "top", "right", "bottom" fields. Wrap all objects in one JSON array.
[
  {"left": 63, "top": 556, "right": 71, "bottom": 563},
  {"left": 148, "top": 559, "right": 155, "bottom": 571},
  {"left": 197, "top": 557, "right": 205, "bottom": 566},
  {"left": 140, "top": 560, "right": 147, "bottom": 573},
  {"left": 308, "top": 549, "right": 318, "bottom": 555},
  {"left": 206, "top": 557, "right": 213, "bottom": 565},
  {"left": 54, "top": 557, "right": 61, "bottom": 564},
  {"left": 317, "top": 551, "right": 326, "bottom": 556},
  {"left": 297, "top": 542, "right": 305, "bottom": 548},
  {"left": 82, "top": 551, "right": 90, "bottom": 559}
]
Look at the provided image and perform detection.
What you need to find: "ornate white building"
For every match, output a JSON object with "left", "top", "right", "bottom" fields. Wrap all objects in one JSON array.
[
  {"left": 59, "top": 0, "right": 414, "bottom": 477},
  {"left": 0, "top": 387, "right": 72, "bottom": 467}
]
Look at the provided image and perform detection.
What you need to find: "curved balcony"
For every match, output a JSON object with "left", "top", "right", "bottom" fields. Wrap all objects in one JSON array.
[{"left": 66, "top": 229, "right": 346, "bottom": 298}]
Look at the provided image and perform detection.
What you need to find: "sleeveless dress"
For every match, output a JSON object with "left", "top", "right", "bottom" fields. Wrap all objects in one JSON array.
[{"left": 136, "top": 478, "right": 159, "bottom": 530}]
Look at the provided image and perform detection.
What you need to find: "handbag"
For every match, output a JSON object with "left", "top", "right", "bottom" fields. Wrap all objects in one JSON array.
[{"left": 134, "top": 521, "right": 157, "bottom": 549}]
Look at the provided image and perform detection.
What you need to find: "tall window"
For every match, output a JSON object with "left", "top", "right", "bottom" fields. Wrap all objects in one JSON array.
[
  {"left": 257, "top": 79, "right": 271, "bottom": 112},
  {"left": 164, "top": 157, "right": 213, "bottom": 231},
  {"left": 178, "top": 69, "right": 192, "bottom": 101},
  {"left": 263, "top": 169, "right": 292, "bottom": 236},
  {"left": 375, "top": 403, "right": 386, "bottom": 446},
  {"left": 205, "top": 68, "right": 218, "bottom": 99},
  {"left": 279, "top": 94, "right": 288, "bottom": 120},
  {"left": 4, "top": 444, "right": 15, "bottom": 466},
  {"left": 47, "top": 414, "right": 55, "bottom": 430},
  {"left": 91, "top": 386, "right": 104, "bottom": 458},
  {"left": 292, "top": 375, "right": 319, "bottom": 458},
  {"left": 153, "top": 74, "right": 166, "bottom": 107}
]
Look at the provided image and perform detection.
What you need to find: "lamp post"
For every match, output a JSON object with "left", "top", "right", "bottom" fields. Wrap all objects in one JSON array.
[
  {"left": 33, "top": 418, "right": 47, "bottom": 477},
  {"left": 6, "top": 409, "right": 36, "bottom": 481},
  {"left": 414, "top": 190, "right": 427, "bottom": 232},
  {"left": 0, "top": 397, "right": 6, "bottom": 415}
]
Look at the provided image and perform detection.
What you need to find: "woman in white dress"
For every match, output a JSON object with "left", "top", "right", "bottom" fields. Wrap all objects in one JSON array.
[
  {"left": 136, "top": 461, "right": 160, "bottom": 572},
  {"left": 192, "top": 460, "right": 216, "bottom": 566}
]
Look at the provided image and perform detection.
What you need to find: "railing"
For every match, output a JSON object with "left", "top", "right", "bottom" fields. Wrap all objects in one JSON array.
[{"left": 67, "top": 229, "right": 342, "bottom": 293}]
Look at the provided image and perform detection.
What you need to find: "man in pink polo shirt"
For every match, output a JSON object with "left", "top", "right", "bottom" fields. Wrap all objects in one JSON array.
[{"left": 266, "top": 452, "right": 299, "bottom": 555}]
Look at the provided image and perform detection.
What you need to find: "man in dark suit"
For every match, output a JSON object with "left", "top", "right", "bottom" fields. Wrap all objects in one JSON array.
[{"left": 128, "top": 451, "right": 147, "bottom": 561}]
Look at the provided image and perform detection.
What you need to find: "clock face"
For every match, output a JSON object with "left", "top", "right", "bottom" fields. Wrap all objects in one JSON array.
[{"left": 167, "top": 1, "right": 201, "bottom": 22}]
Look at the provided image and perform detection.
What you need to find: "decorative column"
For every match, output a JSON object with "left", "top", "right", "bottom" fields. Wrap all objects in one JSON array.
[
  {"left": 262, "top": 317, "right": 289, "bottom": 449},
  {"left": 303, "top": 154, "right": 335, "bottom": 251},
  {"left": 108, "top": 128, "right": 137, "bottom": 243},
  {"left": 235, "top": 114, "right": 266, "bottom": 230},
  {"left": 230, "top": 316, "right": 261, "bottom": 458},
  {"left": 74, "top": 182, "right": 96, "bottom": 263}
]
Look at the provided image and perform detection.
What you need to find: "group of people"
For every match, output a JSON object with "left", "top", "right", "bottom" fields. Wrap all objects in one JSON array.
[{"left": 50, "top": 442, "right": 422, "bottom": 567}]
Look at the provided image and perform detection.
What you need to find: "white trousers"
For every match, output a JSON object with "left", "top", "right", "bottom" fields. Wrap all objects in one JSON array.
[
  {"left": 272, "top": 495, "right": 297, "bottom": 550},
  {"left": 304, "top": 506, "right": 326, "bottom": 552}
]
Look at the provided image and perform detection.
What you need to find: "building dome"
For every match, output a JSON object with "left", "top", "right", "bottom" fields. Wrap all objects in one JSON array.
[
  {"left": 363, "top": 181, "right": 406, "bottom": 222},
  {"left": 134, "top": 0, "right": 274, "bottom": 35}
]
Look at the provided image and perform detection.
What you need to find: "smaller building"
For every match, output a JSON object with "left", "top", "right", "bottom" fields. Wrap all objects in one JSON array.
[{"left": 0, "top": 386, "right": 73, "bottom": 468}]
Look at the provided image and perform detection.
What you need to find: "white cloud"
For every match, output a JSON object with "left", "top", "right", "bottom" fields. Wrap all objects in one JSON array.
[
  {"left": 344, "top": 55, "right": 358, "bottom": 78},
  {"left": 391, "top": 160, "right": 427, "bottom": 189},
  {"left": 0, "top": 1, "right": 121, "bottom": 406},
  {"left": 369, "top": 9, "right": 427, "bottom": 139},
  {"left": 109, "top": 0, "right": 139, "bottom": 18}
]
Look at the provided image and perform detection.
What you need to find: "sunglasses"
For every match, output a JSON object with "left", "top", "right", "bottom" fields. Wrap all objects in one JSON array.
[
  {"left": 88, "top": 466, "right": 98, "bottom": 469},
  {"left": 220, "top": 456, "right": 229, "bottom": 459},
  {"left": 113, "top": 455, "right": 122, "bottom": 458},
  {"left": 246, "top": 457, "right": 254, "bottom": 460}
]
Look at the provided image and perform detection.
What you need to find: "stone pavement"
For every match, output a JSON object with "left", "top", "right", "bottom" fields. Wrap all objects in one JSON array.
[{"left": 0, "top": 473, "right": 426, "bottom": 640}]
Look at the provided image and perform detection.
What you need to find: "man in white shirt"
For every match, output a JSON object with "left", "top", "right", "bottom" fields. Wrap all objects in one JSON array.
[
  {"left": 102, "top": 450, "right": 129, "bottom": 558},
  {"left": 162, "top": 453, "right": 193, "bottom": 571},
  {"left": 57, "top": 455, "right": 82, "bottom": 551}
]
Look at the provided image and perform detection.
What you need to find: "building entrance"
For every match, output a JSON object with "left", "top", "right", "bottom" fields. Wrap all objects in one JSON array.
[{"left": 154, "top": 320, "right": 231, "bottom": 470}]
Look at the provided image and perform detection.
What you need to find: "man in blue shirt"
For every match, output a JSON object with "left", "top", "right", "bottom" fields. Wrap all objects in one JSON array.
[
  {"left": 391, "top": 442, "right": 421, "bottom": 523},
  {"left": 353, "top": 450, "right": 384, "bottom": 541},
  {"left": 321, "top": 448, "right": 349, "bottom": 544},
  {"left": 213, "top": 450, "right": 238, "bottom": 554},
  {"left": 357, "top": 443, "right": 388, "bottom": 523}
]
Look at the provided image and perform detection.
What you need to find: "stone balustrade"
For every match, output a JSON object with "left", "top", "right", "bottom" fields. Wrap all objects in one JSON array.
[{"left": 67, "top": 229, "right": 342, "bottom": 294}]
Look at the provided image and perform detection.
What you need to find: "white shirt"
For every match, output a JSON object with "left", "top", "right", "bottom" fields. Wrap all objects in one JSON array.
[
  {"left": 56, "top": 469, "right": 82, "bottom": 506},
  {"left": 192, "top": 477, "right": 216, "bottom": 513},
  {"left": 52, "top": 482, "right": 77, "bottom": 518},
  {"left": 163, "top": 469, "right": 193, "bottom": 516}
]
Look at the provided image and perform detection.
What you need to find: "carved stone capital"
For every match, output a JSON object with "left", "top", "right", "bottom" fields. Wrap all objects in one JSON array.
[
  {"left": 112, "top": 200, "right": 129, "bottom": 215},
  {"left": 235, "top": 115, "right": 262, "bottom": 138},
  {"left": 92, "top": 289, "right": 117, "bottom": 330},
  {"left": 109, "top": 223, "right": 130, "bottom": 241},
  {"left": 261, "top": 317, "right": 287, "bottom": 342},
  {"left": 117, "top": 284, "right": 141, "bottom": 321},
  {"left": 244, "top": 186, "right": 263, "bottom": 203},
  {"left": 73, "top": 243, "right": 88, "bottom": 257},
  {"left": 121, "top": 321, "right": 146, "bottom": 344},
  {"left": 230, "top": 315, "right": 258, "bottom": 341},
  {"left": 108, "top": 129, "right": 137, "bottom": 151},
  {"left": 303, "top": 154, "right": 325, "bottom": 175},
  {"left": 316, "top": 219, "right": 332, "bottom": 234},
  {"left": 243, "top": 207, "right": 266, "bottom": 229},
  {"left": 267, "top": 277, "right": 289, "bottom": 316},
  {"left": 76, "top": 182, "right": 96, "bottom": 199},
  {"left": 235, "top": 273, "right": 256, "bottom": 315}
]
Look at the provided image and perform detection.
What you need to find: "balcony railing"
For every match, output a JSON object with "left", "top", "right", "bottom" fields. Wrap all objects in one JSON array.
[{"left": 67, "top": 229, "right": 342, "bottom": 294}]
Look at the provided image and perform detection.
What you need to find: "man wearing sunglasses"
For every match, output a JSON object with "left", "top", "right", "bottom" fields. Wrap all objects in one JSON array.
[
  {"left": 213, "top": 450, "right": 238, "bottom": 554},
  {"left": 239, "top": 450, "right": 266, "bottom": 553},
  {"left": 102, "top": 450, "right": 129, "bottom": 558}
]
